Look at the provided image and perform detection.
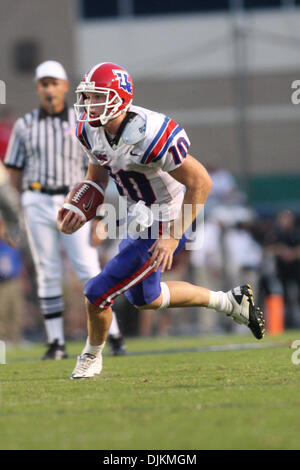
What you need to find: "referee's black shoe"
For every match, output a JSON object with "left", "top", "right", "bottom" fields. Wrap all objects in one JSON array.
[
  {"left": 107, "top": 335, "right": 126, "bottom": 356},
  {"left": 42, "top": 339, "right": 68, "bottom": 360}
]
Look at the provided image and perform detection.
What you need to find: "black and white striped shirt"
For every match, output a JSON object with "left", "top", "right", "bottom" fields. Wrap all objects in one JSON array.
[{"left": 4, "top": 105, "right": 87, "bottom": 191}]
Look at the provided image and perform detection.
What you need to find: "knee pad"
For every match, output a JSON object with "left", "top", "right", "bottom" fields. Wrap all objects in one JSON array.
[{"left": 157, "top": 282, "right": 170, "bottom": 310}]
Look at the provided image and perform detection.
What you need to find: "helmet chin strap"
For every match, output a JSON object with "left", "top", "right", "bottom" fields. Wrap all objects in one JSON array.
[
  {"left": 88, "top": 118, "right": 103, "bottom": 128},
  {"left": 85, "top": 98, "right": 128, "bottom": 128}
]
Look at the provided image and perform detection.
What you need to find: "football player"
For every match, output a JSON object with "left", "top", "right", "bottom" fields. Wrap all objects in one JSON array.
[
  {"left": 57, "top": 62, "right": 265, "bottom": 379},
  {"left": 5, "top": 61, "right": 125, "bottom": 359}
]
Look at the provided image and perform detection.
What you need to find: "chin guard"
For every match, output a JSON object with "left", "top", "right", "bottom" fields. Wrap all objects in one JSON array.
[{"left": 122, "top": 114, "right": 147, "bottom": 145}]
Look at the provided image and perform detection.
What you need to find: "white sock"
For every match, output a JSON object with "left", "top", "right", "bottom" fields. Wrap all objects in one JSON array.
[
  {"left": 207, "top": 291, "right": 233, "bottom": 314},
  {"left": 82, "top": 337, "right": 105, "bottom": 358},
  {"left": 44, "top": 317, "right": 65, "bottom": 345},
  {"left": 108, "top": 311, "right": 121, "bottom": 337}
]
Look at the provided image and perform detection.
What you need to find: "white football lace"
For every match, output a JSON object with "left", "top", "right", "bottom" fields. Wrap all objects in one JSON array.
[{"left": 72, "top": 184, "right": 89, "bottom": 204}]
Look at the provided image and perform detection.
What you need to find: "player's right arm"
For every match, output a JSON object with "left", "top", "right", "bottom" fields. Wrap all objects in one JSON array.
[
  {"left": 85, "top": 161, "right": 109, "bottom": 190},
  {"left": 4, "top": 118, "right": 26, "bottom": 192},
  {"left": 58, "top": 117, "right": 109, "bottom": 233},
  {"left": 57, "top": 162, "right": 108, "bottom": 234},
  {"left": 0, "top": 162, "right": 23, "bottom": 246}
]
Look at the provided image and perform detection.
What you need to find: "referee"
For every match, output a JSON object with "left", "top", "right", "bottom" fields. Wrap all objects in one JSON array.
[{"left": 4, "top": 60, "right": 125, "bottom": 359}]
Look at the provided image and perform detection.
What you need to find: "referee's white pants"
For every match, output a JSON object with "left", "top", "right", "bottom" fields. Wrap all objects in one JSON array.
[{"left": 22, "top": 191, "right": 100, "bottom": 298}]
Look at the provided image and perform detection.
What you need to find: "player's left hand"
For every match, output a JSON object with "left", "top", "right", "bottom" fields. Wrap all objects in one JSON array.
[{"left": 148, "top": 237, "right": 179, "bottom": 273}]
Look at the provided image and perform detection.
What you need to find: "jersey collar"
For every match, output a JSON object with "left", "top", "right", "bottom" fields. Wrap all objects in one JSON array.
[{"left": 104, "top": 111, "right": 137, "bottom": 147}]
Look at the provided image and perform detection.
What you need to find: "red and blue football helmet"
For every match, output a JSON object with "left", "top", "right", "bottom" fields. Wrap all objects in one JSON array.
[{"left": 74, "top": 62, "right": 134, "bottom": 126}]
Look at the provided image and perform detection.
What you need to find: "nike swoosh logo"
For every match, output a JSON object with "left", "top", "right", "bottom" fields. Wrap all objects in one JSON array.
[
  {"left": 130, "top": 150, "right": 143, "bottom": 157},
  {"left": 83, "top": 193, "right": 95, "bottom": 212}
]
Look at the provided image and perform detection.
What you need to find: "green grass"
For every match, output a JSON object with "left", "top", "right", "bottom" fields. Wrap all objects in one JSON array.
[{"left": 1, "top": 330, "right": 300, "bottom": 450}]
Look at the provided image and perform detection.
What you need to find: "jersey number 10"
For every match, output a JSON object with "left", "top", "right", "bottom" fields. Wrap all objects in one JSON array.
[{"left": 106, "top": 167, "right": 156, "bottom": 206}]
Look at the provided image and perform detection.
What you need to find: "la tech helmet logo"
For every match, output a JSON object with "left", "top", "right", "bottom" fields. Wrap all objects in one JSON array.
[{"left": 112, "top": 69, "right": 133, "bottom": 94}]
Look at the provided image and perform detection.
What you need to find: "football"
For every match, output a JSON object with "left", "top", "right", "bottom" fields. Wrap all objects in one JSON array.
[{"left": 62, "top": 180, "right": 104, "bottom": 222}]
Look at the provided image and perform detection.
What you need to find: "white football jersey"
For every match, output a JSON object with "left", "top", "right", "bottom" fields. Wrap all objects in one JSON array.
[{"left": 76, "top": 105, "right": 190, "bottom": 221}]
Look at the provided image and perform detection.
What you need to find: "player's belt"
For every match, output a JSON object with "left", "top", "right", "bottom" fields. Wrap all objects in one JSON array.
[{"left": 28, "top": 182, "right": 69, "bottom": 195}]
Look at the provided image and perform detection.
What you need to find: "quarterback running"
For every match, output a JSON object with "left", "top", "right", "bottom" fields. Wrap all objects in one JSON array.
[{"left": 57, "top": 62, "right": 265, "bottom": 379}]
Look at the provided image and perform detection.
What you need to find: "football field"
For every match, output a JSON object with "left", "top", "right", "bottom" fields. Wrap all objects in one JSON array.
[{"left": 1, "top": 330, "right": 300, "bottom": 450}]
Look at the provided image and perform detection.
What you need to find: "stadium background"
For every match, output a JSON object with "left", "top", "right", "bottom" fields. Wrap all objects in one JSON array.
[{"left": 0, "top": 0, "right": 300, "bottom": 341}]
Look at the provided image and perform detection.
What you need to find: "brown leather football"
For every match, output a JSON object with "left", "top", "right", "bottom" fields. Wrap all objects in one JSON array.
[{"left": 62, "top": 180, "right": 104, "bottom": 222}]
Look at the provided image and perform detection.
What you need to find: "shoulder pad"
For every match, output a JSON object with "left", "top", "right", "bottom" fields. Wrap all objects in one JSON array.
[{"left": 122, "top": 114, "right": 147, "bottom": 145}]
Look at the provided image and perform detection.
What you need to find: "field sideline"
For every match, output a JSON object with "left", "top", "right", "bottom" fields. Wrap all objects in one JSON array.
[{"left": 1, "top": 330, "right": 300, "bottom": 450}]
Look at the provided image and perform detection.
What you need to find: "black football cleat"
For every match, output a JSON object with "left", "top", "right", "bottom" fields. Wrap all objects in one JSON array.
[
  {"left": 42, "top": 339, "right": 68, "bottom": 360},
  {"left": 107, "top": 335, "right": 126, "bottom": 356},
  {"left": 227, "top": 284, "right": 265, "bottom": 340}
]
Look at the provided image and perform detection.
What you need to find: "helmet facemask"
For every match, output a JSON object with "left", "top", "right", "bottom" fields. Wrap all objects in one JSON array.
[{"left": 74, "top": 83, "right": 128, "bottom": 126}]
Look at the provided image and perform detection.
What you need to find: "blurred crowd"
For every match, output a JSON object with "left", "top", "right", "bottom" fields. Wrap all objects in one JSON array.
[{"left": 1, "top": 113, "right": 300, "bottom": 344}]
